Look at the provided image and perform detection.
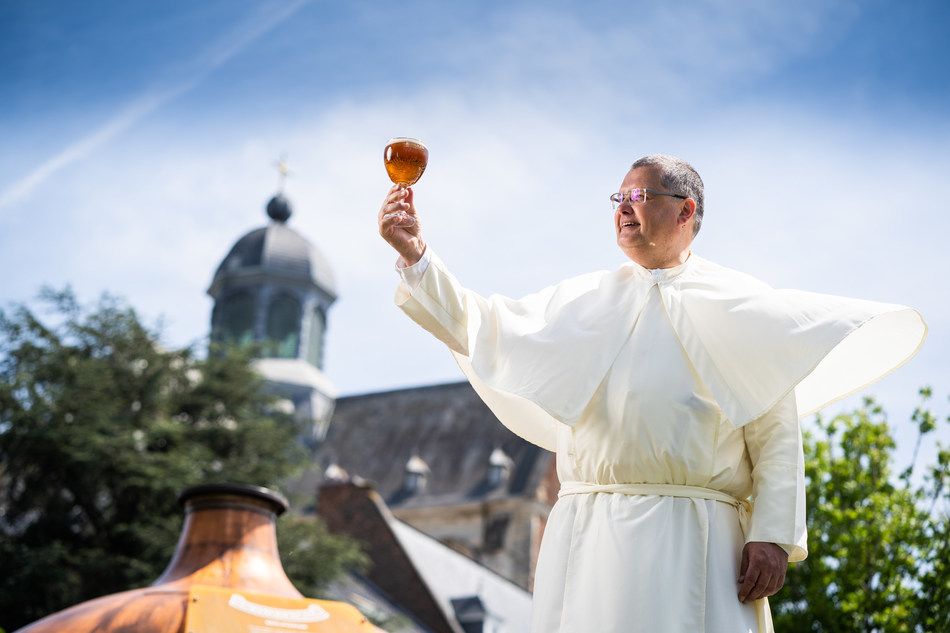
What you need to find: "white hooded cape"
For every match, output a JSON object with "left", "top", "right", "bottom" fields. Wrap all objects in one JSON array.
[{"left": 396, "top": 250, "right": 927, "bottom": 452}]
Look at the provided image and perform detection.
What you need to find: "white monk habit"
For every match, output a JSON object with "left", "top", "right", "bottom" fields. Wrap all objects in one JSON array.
[{"left": 393, "top": 247, "right": 926, "bottom": 633}]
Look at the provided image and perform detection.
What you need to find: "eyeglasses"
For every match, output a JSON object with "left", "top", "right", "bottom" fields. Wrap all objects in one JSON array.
[{"left": 609, "top": 188, "right": 687, "bottom": 211}]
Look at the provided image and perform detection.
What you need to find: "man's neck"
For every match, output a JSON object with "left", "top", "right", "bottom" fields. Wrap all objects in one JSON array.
[{"left": 627, "top": 246, "right": 692, "bottom": 270}]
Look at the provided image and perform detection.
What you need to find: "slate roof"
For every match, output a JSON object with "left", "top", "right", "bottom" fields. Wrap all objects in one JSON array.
[
  {"left": 392, "top": 520, "right": 532, "bottom": 632},
  {"left": 314, "top": 381, "right": 553, "bottom": 508},
  {"left": 322, "top": 571, "right": 430, "bottom": 632},
  {"left": 210, "top": 221, "right": 337, "bottom": 297},
  {"left": 319, "top": 482, "right": 459, "bottom": 633},
  {"left": 318, "top": 481, "right": 533, "bottom": 633}
]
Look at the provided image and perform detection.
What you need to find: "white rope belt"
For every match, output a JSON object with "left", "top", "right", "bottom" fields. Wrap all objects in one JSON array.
[
  {"left": 556, "top": 481, "right": 771, "bottom": 632},
  {"left": 559, "top": 481, "right": 742, "bottom": 505},
  {"left": 558, "top": 481, "right": 753, "bottom": 534}
]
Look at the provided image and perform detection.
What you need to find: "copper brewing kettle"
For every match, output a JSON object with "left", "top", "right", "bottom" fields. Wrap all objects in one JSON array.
[{"left": 16, "top": 483, "right": 379, "bottom": 632}]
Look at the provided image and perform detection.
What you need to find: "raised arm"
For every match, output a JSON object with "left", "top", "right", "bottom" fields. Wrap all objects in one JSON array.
[
  {"left": 378, "top": 184, "right": 469, "bottom": 354},
  {"left": 376, "top": 185, "right": 615, "bottom": 451}
]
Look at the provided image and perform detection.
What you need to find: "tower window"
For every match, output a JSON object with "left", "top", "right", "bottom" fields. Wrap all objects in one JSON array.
[
  {"left": 217, "top": 291, "right": 255, "bottom": 346},
  {"left": 266, "top": 294, "right": 301, "bottom": 359},
  {"left": 307, "top": 308, "right": 326, "bottom": 368}
]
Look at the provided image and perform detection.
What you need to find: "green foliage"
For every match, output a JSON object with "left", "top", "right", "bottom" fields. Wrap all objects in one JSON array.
[
  {"left": 771, "top": 390, "right": 950, "bottom": 633},
  {"left": 0, "top": 288, "right": 364, "bottom": 630},
  {"left": 277, "top": 515, "right": 370, "bottom": 595}
]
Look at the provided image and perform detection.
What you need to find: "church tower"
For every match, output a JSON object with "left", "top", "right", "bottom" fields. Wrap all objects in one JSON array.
[{"left": 207, "top": 177, "right": 337, "bottom": 443}]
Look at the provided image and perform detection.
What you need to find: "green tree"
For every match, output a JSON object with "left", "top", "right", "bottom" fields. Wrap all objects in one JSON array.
[
  {"left": 0, "top": 288, "right": 363, "bottom": 631},
  {"left": 771, "top": 389, "right": 949, "bottom": 633},
  {"left": 278, "top": 515, "right": 370, "bottom": 596}
]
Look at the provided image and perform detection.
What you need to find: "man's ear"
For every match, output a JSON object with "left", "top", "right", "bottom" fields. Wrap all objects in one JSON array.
[{"left": 679, "top": 198, "right": 697, "bottom": 223}]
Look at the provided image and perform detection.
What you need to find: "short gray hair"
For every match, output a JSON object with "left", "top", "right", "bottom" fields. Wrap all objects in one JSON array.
[{"left": 631, "top": 154, "right": 704, "bottom": 238}]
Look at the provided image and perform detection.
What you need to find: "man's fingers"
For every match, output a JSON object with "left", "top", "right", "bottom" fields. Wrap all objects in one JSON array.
[
  {"left": 380, "top": 210, "right": 420, "bottom": 242},
  {"left": 765, "top": 572, "right": 785, "bottom": 597},
  {"left": 379, "top": 211, "right": 407, "bottom": 235},
  {"left": 378, "top": 200, "right": 410, "bottom": 223},
  {"left": 738, "top": 542, "right": 789, "bottom": 602},
  {"left": 747, "top": 572, "right": 773, "bottom": 602},
  {"left": 744, "top": 572, "right": 770, "bottom": 602},
  {"left": 378, "top": 189, "right": 413, "bottom": 222},
  {"left": 739, "top": 559, "right": 781, "bottom": 601},
  {"left": 382, "top": 201, "right": 409, "bottom": 216},
  {"left": 381, "top": 191, "right": 407, "bottom": 209},
  {"left": 737, "top": 567, "right": 759, "bottom": 602},
  {"left": 737, "top": 547, "right": 749, "bottom": 582},
  {"left": 378, "top": 185, "right": 421, "bottom": 257}
]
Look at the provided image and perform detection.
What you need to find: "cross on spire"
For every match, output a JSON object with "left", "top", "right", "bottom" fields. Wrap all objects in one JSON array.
[{"left": 273, "top": 154, "right": 293, "bottom": 192}]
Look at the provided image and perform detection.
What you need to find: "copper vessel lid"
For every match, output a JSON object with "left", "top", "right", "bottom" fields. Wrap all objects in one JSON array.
[{"left": 178, "top": 482, "right": 289, "bottom": 515}]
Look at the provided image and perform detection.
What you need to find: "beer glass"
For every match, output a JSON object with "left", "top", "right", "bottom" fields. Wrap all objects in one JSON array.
[{"left": 383, "top": 137, "right": 428, "bottom": 227}]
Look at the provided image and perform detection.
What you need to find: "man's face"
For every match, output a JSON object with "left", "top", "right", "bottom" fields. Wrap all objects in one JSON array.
[{"left": 614, "top": 166, "right": 690, "bottom": 259}]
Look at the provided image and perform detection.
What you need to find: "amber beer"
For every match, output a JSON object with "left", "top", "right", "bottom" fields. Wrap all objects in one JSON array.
[{"left": 384, "top": 137, "right": 428, "bottom": 186}]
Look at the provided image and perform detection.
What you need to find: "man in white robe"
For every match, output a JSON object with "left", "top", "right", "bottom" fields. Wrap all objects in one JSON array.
[{"left": 377, "top": 154, "right": 926, "bottom": 633}]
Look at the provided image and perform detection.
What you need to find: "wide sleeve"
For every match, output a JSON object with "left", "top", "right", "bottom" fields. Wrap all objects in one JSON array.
[
  {"left": 393, "top": 248, "right": 472, "bottom": 350},
  {"left": 741, "top": 390, "right": 808, "bottom": 562},
  {"left": 394, "top": 250, "right": 568, "bottom": 450},
  {"left": 393, "top": 249, "right": 481, "bottom": 356},
  {"left": 671, "top": 257, "right": 927, "bottom": 429}
]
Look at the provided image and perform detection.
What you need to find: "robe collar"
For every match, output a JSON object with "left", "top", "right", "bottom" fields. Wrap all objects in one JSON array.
[{"left": 621, "top": 250, "right": 694, "bottom": 284}]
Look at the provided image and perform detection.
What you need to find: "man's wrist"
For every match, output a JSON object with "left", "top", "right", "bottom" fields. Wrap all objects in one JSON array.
[
  {"left": 398, "top": 241, "right": 427, "bottom": 268},
  {"left": 396, "top": 245, "right": 431, "bottom": 289},
  {"left": 755, "top": 541, "right": 789, "bottom": 558}
]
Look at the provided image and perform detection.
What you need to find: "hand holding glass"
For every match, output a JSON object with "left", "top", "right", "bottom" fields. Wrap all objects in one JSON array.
[{"left": 383, "top": 137, "right": 428, "bottom": 227}]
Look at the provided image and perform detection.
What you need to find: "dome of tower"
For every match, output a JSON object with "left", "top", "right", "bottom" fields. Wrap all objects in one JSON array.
[{"left": 209, "top": 196, "right": 337, "bottom": 298}]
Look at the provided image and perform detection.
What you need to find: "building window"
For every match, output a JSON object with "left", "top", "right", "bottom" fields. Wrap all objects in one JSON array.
[
  {"left": 266, "top": 294, "right": 300, "bottom": 359},
  {"left": 451, "top": 596, "right": 486, "bottom": 633},
  {"left": 404, "top": 454, "right": 430, "bottom": 493},
  {"left": 487, "top": 447, "right": 513, "bottom": 487},
  {"left": 217, "top": 291, "right": 255, "bottom": 346},
  {"left": 307, "top": 308, "right": 326, "bottom": 368},
  {"left": 483, "top": 513, "right": 511, "bottom": 552}
]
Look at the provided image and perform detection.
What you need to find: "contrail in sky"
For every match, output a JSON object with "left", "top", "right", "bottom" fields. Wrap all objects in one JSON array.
[{"left": 0, "top": 0, "right": 310, "bottom": 211}]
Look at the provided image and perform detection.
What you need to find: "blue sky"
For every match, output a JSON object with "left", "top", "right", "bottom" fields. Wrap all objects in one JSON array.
[{"left": 2, "top": 0, "right": 948, "bottom": 476}]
